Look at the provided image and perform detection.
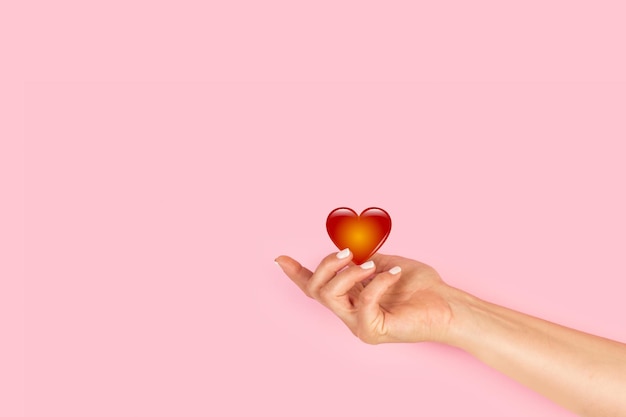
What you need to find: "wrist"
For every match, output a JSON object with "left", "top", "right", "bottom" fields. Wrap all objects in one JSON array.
[{"left": 436, "top": 285, "right": 486, "bottom": 348}]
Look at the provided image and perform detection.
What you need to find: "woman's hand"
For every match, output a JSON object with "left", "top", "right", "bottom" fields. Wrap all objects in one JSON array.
[
  {"left": 276, "top": 249, "right": 626, "bottom": 416},
  {"left": 275, "top": 250, "right": 457, "bottom": 344}
]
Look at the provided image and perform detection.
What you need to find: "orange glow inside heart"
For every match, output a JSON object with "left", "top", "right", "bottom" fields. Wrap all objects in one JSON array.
[{"left": 326, "top": 207, "right": 392, "bottom": 265}]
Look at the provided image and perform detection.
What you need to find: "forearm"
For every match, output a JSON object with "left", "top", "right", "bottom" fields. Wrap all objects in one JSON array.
[{"left": 442, "top": 287, "right": 626, "bottom": 417}]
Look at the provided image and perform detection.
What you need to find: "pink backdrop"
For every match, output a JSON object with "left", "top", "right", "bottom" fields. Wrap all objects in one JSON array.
[{"left": 12, "top": 1, "right": 626, "bottom": 416}]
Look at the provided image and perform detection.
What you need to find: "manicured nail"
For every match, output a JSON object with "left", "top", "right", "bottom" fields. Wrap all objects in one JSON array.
[
  {"left": 336, "top": 248, "right": 351, "bottom": 259},
  {"left": 360, "top": 260, "right": 375, "bottom": 269},
  {"left": 274, "top": 258, "right": 281, "bottom": 267},
  {"left": 389, "top": 266, "right": 401, "bottom": 275}
]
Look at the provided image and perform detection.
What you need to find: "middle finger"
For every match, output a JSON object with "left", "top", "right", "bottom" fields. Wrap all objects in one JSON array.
[{"left": 319, "top": 260, "right": 377, "bottom": 308}]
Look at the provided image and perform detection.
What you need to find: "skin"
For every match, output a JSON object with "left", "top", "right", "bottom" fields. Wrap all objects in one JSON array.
[{"left": 275, "top": 250, "right": 626, "bottom": 417}]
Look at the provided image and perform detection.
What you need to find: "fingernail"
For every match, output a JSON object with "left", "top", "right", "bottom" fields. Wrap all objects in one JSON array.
[
  {"left": 389, "top": 266, "right": 401, "bottom": 275},
  {"left": 336, "top": 248, "right": 351, "bottom": 259},
  {"left": 274, "top": 258, "right": 281, "bottom": 267},
  {"left": 360, "top": 260, "right": 375, "bottom": 269}
]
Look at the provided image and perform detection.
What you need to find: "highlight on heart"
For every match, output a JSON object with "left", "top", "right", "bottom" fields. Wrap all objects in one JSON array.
[{"left": 325, "top": 207, "right": 392, "bottom": 265}]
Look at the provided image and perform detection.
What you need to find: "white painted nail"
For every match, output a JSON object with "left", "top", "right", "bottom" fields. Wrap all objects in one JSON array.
[
  {"left": 389, "top": 266, "right": 401, "bottom": 275},
  {"left": 336, "top": 248, "right": 351, "bottom": 259},
  {"left": 360, "top": 260, "right": 375, "bottom": 269}
]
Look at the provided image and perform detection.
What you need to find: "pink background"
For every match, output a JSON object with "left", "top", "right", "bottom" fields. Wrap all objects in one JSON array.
[{"left": 8, "top": 1, "right": 626, "bottom": 416}]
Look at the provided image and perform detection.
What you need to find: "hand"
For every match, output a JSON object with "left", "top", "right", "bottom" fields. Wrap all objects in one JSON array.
[
  {"left": 277, "top": 250, "right": 626, "bottom": 416},
  {"left": 275, "top": 250, "right": 457, "bottom": 345}
]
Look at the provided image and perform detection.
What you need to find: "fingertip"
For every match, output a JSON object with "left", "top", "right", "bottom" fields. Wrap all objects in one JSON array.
[
  {"left": 277, "top": 254, "right": 305, "bottom": 267},
  {"left": 360, "top": 260, "right": 375, "bottom": 270},
  {"left": 360, "top": 268, "right": 401, "bottom": 300},
  {"left": 274, "top": 255, "right": 288, "bottom": 266},
  {"left": 383, "top": 269, "right": 402, "bottom": 285},
  {"left": 319, "top": 249, "right": 353, "bottom": 269},
  {"left": 336, "top": 248, "right": 351, "bottom": 259},
  {"left": 275, "top": 255, "right": 301, "bottom": 271}
]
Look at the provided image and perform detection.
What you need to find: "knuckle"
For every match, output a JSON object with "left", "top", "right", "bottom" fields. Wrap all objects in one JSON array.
[
  {"left": 359, "top": 291, "right": 377, "bottom": 305},
  {"left": 357, "top": 329, "right": 379, "bottom": 345},
  {"left": 321, "top": 253, "right": 338, "bottom": 268},
  {"left": 305, "top": 281, "right": 319, "bottom": 298},
  {"left": 318, "top": 285, "right": 332, "bottom": 301}
]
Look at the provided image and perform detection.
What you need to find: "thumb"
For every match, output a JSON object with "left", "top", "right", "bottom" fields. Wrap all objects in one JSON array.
[
  {"left": 357, "top": 266, "right": 402, "bottom": 343},
  {"left": 275, "top": 255, "right": 314, "bottom": 296}
]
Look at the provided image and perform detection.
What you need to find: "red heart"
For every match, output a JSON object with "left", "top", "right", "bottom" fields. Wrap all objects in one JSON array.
[{"left": 326, "top": 207, "right": 392, "bottom": 265}]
